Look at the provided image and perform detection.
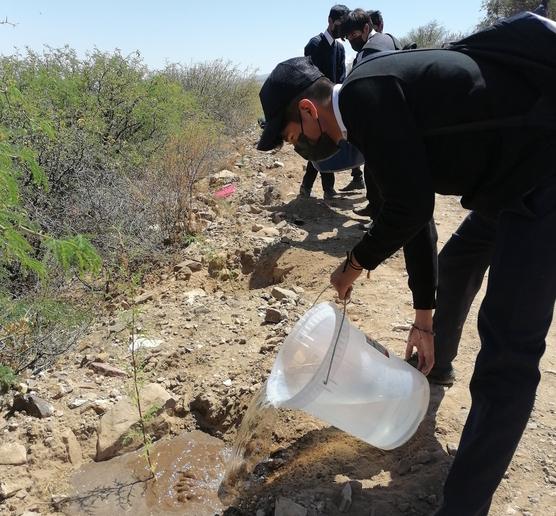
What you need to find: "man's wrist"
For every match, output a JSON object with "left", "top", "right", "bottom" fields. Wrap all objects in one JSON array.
[{"left": 414, "top": 309, "right": 433, "bottom": 331}]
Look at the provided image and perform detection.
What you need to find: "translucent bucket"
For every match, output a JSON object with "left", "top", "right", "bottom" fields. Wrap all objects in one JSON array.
[{"left": 266, "top": 302, "right": 430, "bottom": 450}]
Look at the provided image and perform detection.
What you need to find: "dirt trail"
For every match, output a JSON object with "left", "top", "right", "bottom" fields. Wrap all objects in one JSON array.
[{"left": 0, "top": 131, "right": 555, "bottom": 516}]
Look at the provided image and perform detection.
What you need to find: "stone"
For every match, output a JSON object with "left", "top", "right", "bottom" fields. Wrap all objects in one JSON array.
[
  {"left": 175, "top": 266, "right": 192, "bottom": 280},
  {"left": 252, "top": 223, "right": 264, "bottom": 232},
  {"left": 208, "top": 253, "right": 227, "bottom": 277},
  {"left": 271, "top": 286, "right": 298, "bottom": 301},
  {"left": 0, "top": 442, "right": 27, "bottom": 465},
  {"left": 183, "top": 288, "right": 207, "bottom": 304},
  {"left": 223, "top": 379, "right": 233, "bottom": 387},
  {"left": 96, "top": 383, "right": 175, "bottom": 461},
  {"left": 0, "top": 477, "right": 32, "bottom": 499},
  {"left": 265, "top": 308, "right": 284, "bottom": 324},
  {"left": 129, "top": 336, "right": 163, "bottom": 352},
  {"left": 260, "top": 227, "right": 280, "bottom": 237},
  {"left": 12, "top": 394, "right": 54, "bottom": 418},
  {"left": 62, "top": 429, "right": 82, "bottom": 467},
  {"left": 68, "top": 398, "right": 89, "bottom": 409},
  {"left": 414, "top": 450, "right": 432, "bottom": 464},
  {"left": 446, "top": 443, "right": 458, "bottom": 456},
  {"left": 338, "top": 482, "right": 352, "bottom": 512},
  {"left": 274, "top": 497, "right": 307, "bottom": 516},
  {"left": 396, "top": 458, "right": 411, "bottom": 475},
  {"left": 210, "top": 169, "right": 239, "bottom": 185},
  {"left": 273, "top": 160, "right": 285, "bottom": 168},
  {"left": 134, "top": 292, "right": 154, "bottom": 305},
  {"left": 89, "top": 362, "right": 128, "bottom": 378}
]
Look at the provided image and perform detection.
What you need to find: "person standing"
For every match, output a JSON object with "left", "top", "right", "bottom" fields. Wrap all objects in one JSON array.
[
  {"left": 301, "top": 4, "right": 364, "bottom": 199},
  {"left": 257, "top": 11, "right": 556, "bottom": 514}
]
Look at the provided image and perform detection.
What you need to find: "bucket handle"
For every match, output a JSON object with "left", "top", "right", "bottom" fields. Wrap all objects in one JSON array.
[{"left": 311, "top": 285, "right": 349, "bottom": 386}]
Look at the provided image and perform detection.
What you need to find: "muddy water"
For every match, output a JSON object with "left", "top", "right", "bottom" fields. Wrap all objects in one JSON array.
[
  {"left": 218, "top": 384, "right": 277, "bottom": 504},
  {"left": 66, "top": 430, "right": 229, "bottom": 516}
]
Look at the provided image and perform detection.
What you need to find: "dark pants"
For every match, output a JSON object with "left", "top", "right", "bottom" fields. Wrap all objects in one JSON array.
[
  {"left": 433, "top": 211, "right": 497, "bottom": 370},
  {"left": 436, "top": 174, "right": 556, "bottom": 515},
  {"left": 364, "top": 165, "right": 374, "bottom": 204},
  {"left": 302, "top": 161, "right": 335, "bottom": 192}
]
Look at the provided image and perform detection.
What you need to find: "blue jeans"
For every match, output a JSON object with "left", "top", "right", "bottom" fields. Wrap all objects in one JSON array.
[{"left": 436, "top": 173, "right": 556, "bottom": 515}]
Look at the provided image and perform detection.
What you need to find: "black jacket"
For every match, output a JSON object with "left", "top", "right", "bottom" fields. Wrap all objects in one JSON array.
[
  {"left": 339, "top": 49, "right": 556, "bottom": 279},
  {"left": 304, "top": 33, "right": 346, "bottom": 83}
]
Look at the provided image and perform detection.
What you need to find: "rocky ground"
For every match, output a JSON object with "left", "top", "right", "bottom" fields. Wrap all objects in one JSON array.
[{"left": 1, "top": 129, "right": 555, "bottom": 516}]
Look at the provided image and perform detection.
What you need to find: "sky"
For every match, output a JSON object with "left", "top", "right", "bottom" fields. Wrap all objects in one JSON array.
[{"left": 0, "top": 1, "right": 485, "bottom": 74}]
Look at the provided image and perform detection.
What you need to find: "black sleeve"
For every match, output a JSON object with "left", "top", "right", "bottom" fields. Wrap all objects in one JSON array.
[
  {"left": 403, "top": 219, "right": 438, "bottom": 309},
  {"left": 366, "top": 171, "right": 438, "bottom": 309},
  {"left": 341, "top": 76, "right": 437, "bottom": 279},
  {"left": 304, "top": 37, "right": 319, "bottom": 58}
]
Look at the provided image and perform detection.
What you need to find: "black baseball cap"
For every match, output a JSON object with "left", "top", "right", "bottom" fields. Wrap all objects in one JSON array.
[{"left": 257, "top": 57, "right": 324, "bottom": 151}]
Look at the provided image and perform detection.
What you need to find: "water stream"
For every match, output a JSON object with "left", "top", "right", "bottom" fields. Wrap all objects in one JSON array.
[{"left": 218, "top": 383, "right": 278, "bottom": 504}]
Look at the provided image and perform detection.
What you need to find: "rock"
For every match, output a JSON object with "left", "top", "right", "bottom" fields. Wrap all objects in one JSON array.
[
  {"left": 0, "top": 442, "right": 27, "bottom": 465},
  {"left": 272, "top": 212, "right": 286, "bottom": 223},
  {"left": 210, "top": 169, "right": 239, "bottom": 185},
  {"left": 223, "top": 379, "right": 233, "bottom": 387},
  {"left": 260, "top": 227, "right": 280, "bottom": 237},
  {"left": 414, "top": 450, "right": 432, "bottom": 464},
  {"left": 89, "top": 362, "right": 128, "bottom": 378},
  {"left": 265, "top": 308, "right": 284, "bottom": 324},
  {"left": 130, "top": 336, "right": 163, "bottom": 352},
  {"left": 208, "top": 253, "right": 227, "bottom": 277},
  {"left": 271, "top": 286, "right": 298, "bottom": 301},
  {"left": 446, "top": 443, "right": 458, "bottom": 456},
  {"left": 273, "top": 161, "right": 285, "bottom": 168},
  {"left": 0, "top": 477, "right": 32, "bottom": 499},
  {"left": 12, "top": 394, "right": 54, "bottom": 418},
  {"left": 174, "top": 260, "right": 199, "bottom": 273},
  {"left": 183, "top": 288, "right": 208, "bottom": 304},
  {"left": 256, "top": 510, "right": 266, "bottom": 516},
  {"left": 96, "top": 383, "right": 175, "bottom": 461},
  {"left": 252, "top": 223, "right": 264, "bottom": 232},
  {"left": 62, "top": 429, "right": 82, "bottom": 467},
  {"left": 134, "top": 292, "right": 155, "bottom": 305},
  {"left": 68, "top": 398, "right": 89, "bottom": 409},
  {"left": 275, "top": 497, "right": 307, "bottom": 516},
  {"left": 175, "top": 266, "right": 192, "bottom": 280},
  {"left": 16, "top": 382, "right": 28, "bottom": 394},
  {"left": 396, "top": 458, "right": 411, "bottom": 475},
  {"left": 338, "top": 482, "right": 352, "bottom": 512}
]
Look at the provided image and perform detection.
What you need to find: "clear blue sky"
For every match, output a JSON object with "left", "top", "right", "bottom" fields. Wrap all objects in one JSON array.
[{"left": 1, "top": 1, "right": 484, "bottom": 74}]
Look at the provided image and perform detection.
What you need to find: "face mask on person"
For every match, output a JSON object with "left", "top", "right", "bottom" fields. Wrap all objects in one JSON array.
[
  {"left": 294, "top": 115, "right": 339, "bottom": 161},
  {"left": 349, "top": 36, "right": 366, "bottom": 52}
]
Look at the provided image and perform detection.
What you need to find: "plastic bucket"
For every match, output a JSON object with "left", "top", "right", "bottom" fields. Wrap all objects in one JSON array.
[{"left": 266, "top": 302, "right": 430, "bottom": 450}]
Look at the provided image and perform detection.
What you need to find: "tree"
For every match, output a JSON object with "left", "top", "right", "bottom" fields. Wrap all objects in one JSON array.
[
  {"left": 478, "top": 1, "right": 554, "bottom": 29},
  {"left": 400, "top": 21, "right": 466, "bottom": 49}
]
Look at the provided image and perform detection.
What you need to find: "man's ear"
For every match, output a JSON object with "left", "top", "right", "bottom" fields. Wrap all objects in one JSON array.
[
  {"left": 298, "top": 99, "right": 319, "bottom": 120},
  {"left": 363, "top": 23, "right": 371, "bottom": 39}
]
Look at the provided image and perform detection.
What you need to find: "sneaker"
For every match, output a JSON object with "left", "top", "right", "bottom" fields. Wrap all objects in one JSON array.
[
  {"left": 299, "top": 185, "right": 312, "bottom": 198},
  {"left": 358, "top": 221, "right": 372, "bottom": 231},
  {"left": 407, "top": 353, "right": 456, "bottom": 386},
  {"left": 353, "top": 204, "right": 372, "bottom": 217},
  {"left": 339, "top": 179, "right": 365, "bottom": 192},
  {"left": 323, "top": 189, "right": 339, "bottom": 200}
]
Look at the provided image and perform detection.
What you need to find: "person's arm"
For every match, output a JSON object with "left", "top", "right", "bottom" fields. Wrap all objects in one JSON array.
[
  {"left": 304, "top": 36, "right": 319, "bottom": 58},
  {"left": 403, "top": 218, "right": 438, "bottom": 310},
  {"left": 346, "top": 77, "right": 436, "bottom": 270}
]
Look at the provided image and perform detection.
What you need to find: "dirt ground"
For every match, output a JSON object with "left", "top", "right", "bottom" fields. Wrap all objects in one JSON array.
[{"left": 1, "top": 131, "right": 555, "bottom": 516}]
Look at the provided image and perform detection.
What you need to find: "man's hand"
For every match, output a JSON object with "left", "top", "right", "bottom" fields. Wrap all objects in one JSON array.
[
  {"left": 405, "top": 309, "right": 435, "bottom": 375},
  {"left": 330, "top": 254, "right": 364, "bottom": 300}
]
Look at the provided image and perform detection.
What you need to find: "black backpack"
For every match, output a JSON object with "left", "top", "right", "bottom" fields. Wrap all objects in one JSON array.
[{"left": 427, "top": 11, "right": 556, "bottom": 135}]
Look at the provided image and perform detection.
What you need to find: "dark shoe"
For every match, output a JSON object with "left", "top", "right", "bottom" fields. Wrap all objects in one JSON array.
[
  {"left": 407, "top": 353, "right": 456, "bottom": 386},
  {"left": 353, "top": 204, "right": 372, "bottom": 217},
  {"left": 299, "top": 185, "right": 312, "bottom": 198},
  {"left": 339, "top": 179, "right": 365, "bottom": 192},
  {"left": 323, "top": 189, "right": 339, "bottom": 200},
  {"left": 358, "top": 221, "right": 372, "bottom": 231}
]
